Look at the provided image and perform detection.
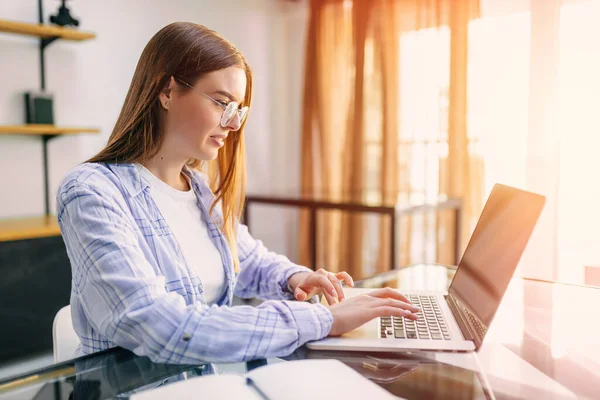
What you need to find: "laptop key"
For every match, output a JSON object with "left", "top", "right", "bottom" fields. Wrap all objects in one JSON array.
[{"left": 394, "top": 330, "right": 406, "bottom": 339}]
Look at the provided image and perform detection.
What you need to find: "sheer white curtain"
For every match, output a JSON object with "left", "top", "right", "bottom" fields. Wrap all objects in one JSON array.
[
  {"left": 556, "top": 0, "right": 600, "bottom": 284},
  {"left": 470, "top": 0, "right": 599, "bottom": 284}
]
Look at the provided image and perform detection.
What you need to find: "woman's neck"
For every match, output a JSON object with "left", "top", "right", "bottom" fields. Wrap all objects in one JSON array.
[{"left": 141, "top": 153, "right": 190, "bottom": 191}]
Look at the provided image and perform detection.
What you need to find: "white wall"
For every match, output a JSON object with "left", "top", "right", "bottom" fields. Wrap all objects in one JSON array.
[
  {"left": 251, "top": 1, "right": 309, "bottom": 260},
  {"left": 0, "top": 0, "right": 308, "bottom": 258}
]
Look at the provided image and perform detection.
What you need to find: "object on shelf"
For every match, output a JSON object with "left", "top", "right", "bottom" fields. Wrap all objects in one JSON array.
[
  {"left": 49, "top": 0, "right": 79, "bottom": 27},
  {"left": 24, "top": 91, "right": 54, "bottom": 124}
]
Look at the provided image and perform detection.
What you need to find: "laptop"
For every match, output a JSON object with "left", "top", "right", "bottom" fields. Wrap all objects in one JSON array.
[{"left": 307, "top": 183, "right": 545, "bottom": 353}]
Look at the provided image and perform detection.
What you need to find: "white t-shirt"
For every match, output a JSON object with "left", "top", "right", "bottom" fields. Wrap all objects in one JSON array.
[{"left": 136, "top": 164, "right": 226, "bottom": 304}]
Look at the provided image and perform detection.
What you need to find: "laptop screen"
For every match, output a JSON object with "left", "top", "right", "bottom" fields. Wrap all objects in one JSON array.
[{"left": 448, "top": 184, "right": 545, "bottom": 334}]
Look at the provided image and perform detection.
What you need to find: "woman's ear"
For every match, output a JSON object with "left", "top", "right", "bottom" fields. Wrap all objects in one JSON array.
[{"left": 159, "top": 76, "right": 176, "bottom": 110}]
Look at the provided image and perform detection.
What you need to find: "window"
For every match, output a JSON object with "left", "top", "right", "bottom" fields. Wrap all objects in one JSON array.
[
  {"left": 363, "top": 26, "right": 451, "bottom": 268},
  {"left": 363, "top": 7, "right": 532, "bottom": 268},
  {"left": 556, "top": 0, "right": 600, "bottom": 284}
]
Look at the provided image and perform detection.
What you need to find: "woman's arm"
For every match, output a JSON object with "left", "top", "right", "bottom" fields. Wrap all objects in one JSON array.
[
  {"left": 234, "top": 222, "right": 313, "bottom": 300},
  {"left": 57, "top": 176, "right": 332, "bottom": 364}
]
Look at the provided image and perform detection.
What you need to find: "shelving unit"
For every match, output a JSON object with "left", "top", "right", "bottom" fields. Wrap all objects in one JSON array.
[
  {"left": 0, "top": 1, "right": 98, "bottom": 363},
  {"left": 0, "top": 1, "right": 98, "bottom": 241},
  {"left": 0, "top": 19, "right": 95, "bottom": 40},
  {"left": 0, "top": 124, "right": 100, "bottom": 135},
  {"left": 0, "top": 216, "right": 60, "bottom": 242}
]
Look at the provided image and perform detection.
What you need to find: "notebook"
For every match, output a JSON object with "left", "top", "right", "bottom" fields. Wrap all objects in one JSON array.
[{"left": 131, "top": 359, "right": 403, "bottom": 400}]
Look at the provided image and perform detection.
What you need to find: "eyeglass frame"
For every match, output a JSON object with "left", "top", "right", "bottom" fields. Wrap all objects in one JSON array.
[{"left": 174, "top": 77, "right": 249, "bottom": 130}]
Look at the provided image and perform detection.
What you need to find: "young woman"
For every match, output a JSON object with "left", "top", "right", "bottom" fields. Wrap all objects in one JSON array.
[{"left": 57, "top": 22, "right": 419, "bottom": 364}]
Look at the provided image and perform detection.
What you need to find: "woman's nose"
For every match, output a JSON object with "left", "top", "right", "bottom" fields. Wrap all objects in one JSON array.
[{"left": 225, "top": 113, "right": 242, "bottom": 132}]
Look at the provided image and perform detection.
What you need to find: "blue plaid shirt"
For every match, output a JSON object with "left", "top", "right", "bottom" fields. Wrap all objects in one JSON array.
[{"left": 57, "top": 162, "right": 333, "bottom": 364}]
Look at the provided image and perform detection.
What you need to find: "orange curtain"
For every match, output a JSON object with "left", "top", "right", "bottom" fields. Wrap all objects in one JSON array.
[
  {"left": 300, "top": 0, "right": 481, "bottom": 279},
  {"left": 437, "top": 0, "right": 482, "bottom": 265},
  {"left": 299, "top": 0, "right": 354, "bottom": 274}
]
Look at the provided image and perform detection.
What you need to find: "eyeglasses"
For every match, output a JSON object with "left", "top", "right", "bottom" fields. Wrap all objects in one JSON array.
[{"left": 176, "top": 78, "right": 248, "bottom": 130}]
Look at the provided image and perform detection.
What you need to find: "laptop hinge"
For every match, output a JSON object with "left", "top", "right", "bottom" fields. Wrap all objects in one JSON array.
[{"left": 445, "top": 294, "right": 481, "bottom": 348}]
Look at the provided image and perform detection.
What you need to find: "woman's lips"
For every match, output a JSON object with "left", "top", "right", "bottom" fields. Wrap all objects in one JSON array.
[{"left": 210, "top": 136, "right": 225, "bottom": 147}]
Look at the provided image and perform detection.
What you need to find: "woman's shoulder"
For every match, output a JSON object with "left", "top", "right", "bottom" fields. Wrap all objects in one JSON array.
[
  {"left": 60, "top": 162, "right": 115, "bottom": 188},
  {"left": 57, "top": 162, "right": 135, "bottom": 200}
]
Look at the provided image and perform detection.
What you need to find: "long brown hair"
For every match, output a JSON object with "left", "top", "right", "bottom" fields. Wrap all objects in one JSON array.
[{"left": 88, "top": 22, "right": 251, "bottom": 272}]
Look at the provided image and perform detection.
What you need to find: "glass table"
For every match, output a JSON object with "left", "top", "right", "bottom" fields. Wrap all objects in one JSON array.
[{"left": 1, "top": 264, "right": 598, "bottom": 399}]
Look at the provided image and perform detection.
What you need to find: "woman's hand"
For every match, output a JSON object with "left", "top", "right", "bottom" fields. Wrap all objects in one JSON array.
[
  {"left": 328, "top": 287, "right": 420, "bottom": 336},
  {"left": 288, "top": 268, "right": 354, "bottom": 305}
]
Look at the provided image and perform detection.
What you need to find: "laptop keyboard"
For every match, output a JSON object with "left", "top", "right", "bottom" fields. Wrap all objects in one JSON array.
[{"left": 379, "top": 295, "right": 451, "bottom": 340}]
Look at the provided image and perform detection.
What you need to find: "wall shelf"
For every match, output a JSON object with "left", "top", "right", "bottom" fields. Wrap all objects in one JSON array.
[
  {"left": 0, "top": 2, "right": 98, "bottom": 224},
  {"left": 0, "top": 124, "right": 100, "bottom": 136},
  {"left": 0, "top": 19, "right": 95, "bottom": 41},
  {"left": 0, "top": 216, "right": 61, "bottom": 242},
  {"left": 0, "top": 0, "right": 94, "bottom": 363}
]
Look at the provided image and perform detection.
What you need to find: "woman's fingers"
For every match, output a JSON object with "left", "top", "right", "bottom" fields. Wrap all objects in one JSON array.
[
  {"left": 374, "top": 297, "right": 420, "bottom": 313},
  {"left": 317, "top": 275, "right": 338, "bottom": 298},
  {"left": 335, "top": 271, "right": 354, "bottom": 287},
  {"left": 327, "top": 273, "right": 346, "bottom": 302},
  {"left": 372, "top": 306, "right": 419, "bottom": 321},
  {"left": 294, "top": 287, "right": 308, "bottom": 302},
  {"left": 322, "top": 288, "right": 338, "bottom": 305},
  {"left": 311, "top": 274, "right": 337, "bottom": 304},
  {"left": 366, "top": 287, "right": 413, "bottom": 305}
]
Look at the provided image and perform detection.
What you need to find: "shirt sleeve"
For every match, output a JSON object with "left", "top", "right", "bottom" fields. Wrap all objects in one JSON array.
[
  {"left": 57, "top": 180, "right": 332, "bottom": 364},
  {"left": 234, "top": 222, "right": 314, "bottom": 301}
]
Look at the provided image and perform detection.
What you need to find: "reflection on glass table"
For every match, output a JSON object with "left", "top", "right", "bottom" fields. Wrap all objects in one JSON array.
[
  {"left": 0, "top": 345, "right": 494, "bottom": 400},
  {"left": 295, "top": 348, "right": 493, "bottom": 400}
]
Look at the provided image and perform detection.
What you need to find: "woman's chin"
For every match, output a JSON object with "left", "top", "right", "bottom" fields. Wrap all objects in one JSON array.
[{"left": 195, "top": 148, "right": 219, "bottom": 161}]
